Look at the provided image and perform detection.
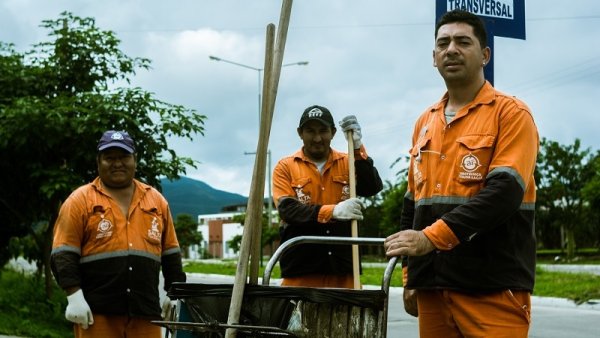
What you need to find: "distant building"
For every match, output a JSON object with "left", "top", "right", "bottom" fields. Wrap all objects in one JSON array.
[
  {"left": 188, "top": 204, "right": 279, "bottom": 260},
  {"left": 183, "top": 211, "right": 243, "bottom": 259}
]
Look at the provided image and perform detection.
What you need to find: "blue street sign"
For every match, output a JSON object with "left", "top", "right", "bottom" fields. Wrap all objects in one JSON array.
[{"left": 435, "top": 0, "right": 526, "bottom": 84}]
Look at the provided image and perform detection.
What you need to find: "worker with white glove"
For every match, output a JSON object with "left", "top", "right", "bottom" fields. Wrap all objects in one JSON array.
[
  {"left": 339, "top": 115, "right": 362, "bottom": 149},
  {"left": 333, "top": 197, "right": 364, "bottom": 220},
  {"left": 51, "top": 130, "right": 187, "bottom": 337},
  {"left": 273, "top": 105, "right": 383, "bottom": 289},
  {"left": 161, "top": 295, "right": 177, "bottom": 320},
  {"left": 65, "top": 289, "right": 94, "bottom": 329}
]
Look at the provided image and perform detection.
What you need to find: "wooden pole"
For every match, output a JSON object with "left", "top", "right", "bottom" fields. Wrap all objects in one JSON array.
[
  {"left": 249, "top": 0, "right": 293, "bottom": 283},
  {"left": 249, "top": 24, "right": 275, "bottom": 285},
  {"left": 226, "top": 1, "right": 293, "bottom": 336},
  {"left": 346, "top": 131, "right": 361, "bottom": 290}
]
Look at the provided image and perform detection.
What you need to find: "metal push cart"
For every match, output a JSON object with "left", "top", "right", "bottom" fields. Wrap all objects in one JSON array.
[{"left": 153, "top": 236, "right": 399, "bottom": 337}]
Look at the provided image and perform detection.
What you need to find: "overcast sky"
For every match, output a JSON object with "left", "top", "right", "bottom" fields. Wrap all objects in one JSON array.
[{"left": 2, "top": 1, "right": 599, "bottom": 197}]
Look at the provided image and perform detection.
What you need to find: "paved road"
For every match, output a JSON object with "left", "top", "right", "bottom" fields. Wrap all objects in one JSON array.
[
  {"left": 3, "top": 259, "right": 599, "bottom": 337},
  {"left": 183, "top": 273, "right": 600, "bottom": 338}
]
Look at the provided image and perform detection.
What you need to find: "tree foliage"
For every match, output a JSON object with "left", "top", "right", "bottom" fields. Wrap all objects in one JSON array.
[
  {"left": 228, "top": 212, "right": 278, "bottom": 256},
  {"left": 374, "top": 155, "right": 409, "bottom": 237},
  {"left": 535, "top": 138, "right": 597, "bottom": 259},
  {"left": 377, "top": 179, "right": 408, "bottom": 237},
  {"left": 0, "top": 12, "right": 205, "bottom": 291},
  {"left": 581, "top": 152, "right": 600, "bottom": 249},
  {"left": 174, "top": 214, "right": 203, "bottom": 259}
]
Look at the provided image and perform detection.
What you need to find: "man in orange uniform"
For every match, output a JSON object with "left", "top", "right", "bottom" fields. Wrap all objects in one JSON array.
[
  {"left": 51, "top": 130, "right": 186, "bottom": 338},
  {"left": 273, "top": 105, "right": 383, "bottom": 288},
  {"left": 384, "top": 10, "right": 539, "bottom": 338}
]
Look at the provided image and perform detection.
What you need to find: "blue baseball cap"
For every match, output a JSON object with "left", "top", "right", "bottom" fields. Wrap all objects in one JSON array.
[{"left": 97, "top": 130, "right": 135, "bottom": 153}]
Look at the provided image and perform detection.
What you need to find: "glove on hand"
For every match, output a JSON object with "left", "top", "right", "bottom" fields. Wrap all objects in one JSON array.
[
  {"left": 339, "top": 115, "right": 362, "bottom": 149},
  {"left": 161, "top": 295, "right": 177, "bottom": 319},
  {"left": 332, "top": 197, "right": 364, "bottom": 220},
  {"left": 65, "top": 289, "right": 94, "bottom": 329}
]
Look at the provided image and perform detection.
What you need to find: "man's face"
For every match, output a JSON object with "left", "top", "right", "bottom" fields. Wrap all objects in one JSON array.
[
  {"left": 97, "top": 148, "right": 136, "bottom": 188},
  {"left": 297, "top": 120, "right": 335, "bottom": 162},
  {"left": 433, "top": 22, "right": 488, "bottom": 85}
]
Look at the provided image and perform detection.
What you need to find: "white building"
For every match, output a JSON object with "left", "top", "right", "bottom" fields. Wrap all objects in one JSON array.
[{"left": 187, "top": 206, "right": 279, "bottom": 260}]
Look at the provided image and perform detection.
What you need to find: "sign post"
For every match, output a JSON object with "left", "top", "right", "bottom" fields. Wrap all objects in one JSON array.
[{"left": 435, "top": 0, "right": 526, "bottom": 85}]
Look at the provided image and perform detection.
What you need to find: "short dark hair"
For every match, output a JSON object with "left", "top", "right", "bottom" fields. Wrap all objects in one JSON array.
[{"left": 435, "top": 10, "right": 488, "bottom": 49}]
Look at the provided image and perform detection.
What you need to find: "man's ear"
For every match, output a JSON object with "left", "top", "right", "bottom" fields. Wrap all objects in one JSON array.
[
  {"left": 331, "top": 127, "right": 337, "bottom": 137},
  {"left": 297, "top": 127, "right": 302, "bottom": 138},
  {"left": 482, "top": 46, "right": 491, "bottom": 66}
]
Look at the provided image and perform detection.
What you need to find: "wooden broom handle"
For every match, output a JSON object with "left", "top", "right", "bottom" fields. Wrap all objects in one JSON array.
[{"left": 346, "top": 130, "right": 360, "bottom": 290}]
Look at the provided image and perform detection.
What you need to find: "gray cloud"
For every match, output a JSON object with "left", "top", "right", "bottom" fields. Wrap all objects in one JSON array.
[{"left": 1, "top": 0, "right": 599, "bottom": 195}]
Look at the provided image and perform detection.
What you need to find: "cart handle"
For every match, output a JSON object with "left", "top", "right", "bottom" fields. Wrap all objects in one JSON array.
[{"left": 262, "top": 236, "right": 398, "bottom": 294}]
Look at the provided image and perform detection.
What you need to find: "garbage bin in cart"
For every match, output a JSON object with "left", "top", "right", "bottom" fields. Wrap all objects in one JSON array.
[{"left": 153, "top": 236, "right": 399, "bottom": 337}]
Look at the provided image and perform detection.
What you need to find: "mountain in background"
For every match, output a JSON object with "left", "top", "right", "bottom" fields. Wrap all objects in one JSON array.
[{"left": 160, "top": 176, "right": 248, "bottom": 217}]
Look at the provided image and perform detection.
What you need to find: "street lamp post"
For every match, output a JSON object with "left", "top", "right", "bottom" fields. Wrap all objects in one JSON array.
[
  {"left": 209, "top": 55, "right": 308, "bottom": 124},
  {"left": 210, "top": 55, "right": 308, "bottom": 231}
]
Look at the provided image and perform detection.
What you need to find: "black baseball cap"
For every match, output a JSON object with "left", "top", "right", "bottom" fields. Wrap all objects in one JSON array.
[
  {"left": 97, "top": 130, "right": 136, "bottom": 154},
  {"left": 298, "top": 105, "right": 335, "bottom": 128}
]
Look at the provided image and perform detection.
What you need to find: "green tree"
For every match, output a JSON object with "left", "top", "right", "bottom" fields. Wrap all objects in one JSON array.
[
  {"left": 378, "top": 179, "right": 408, "bottom": 237},
  {"left": 581, "top": 152, "right": 600, "bottom": 249},
  {"left": 174, "top": 214, "right": 203, "bottom": 259},
  {"left": 0, "top": 12, "right": 205, "bottom": 295},
  {"left": 535, "top": 138, "right": 596, "bottom": 259},
  {"left": 229, "top": 212, "right": 277, "bottom": 256},
  {"left": 374, "top": 155, "right": 409, "bottom": 237},
  {"left": 227, "top": 234, "right": 243, "bottom": 255}
]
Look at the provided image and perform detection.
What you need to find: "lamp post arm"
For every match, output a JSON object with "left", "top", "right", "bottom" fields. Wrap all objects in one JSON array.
[{"left": 209, "top": 55, "right": 262, "bottom": 71}]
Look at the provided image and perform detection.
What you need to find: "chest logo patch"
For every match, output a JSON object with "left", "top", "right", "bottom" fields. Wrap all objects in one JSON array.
[
  {"left": 294, "top": 186, "right": 311, "bottom": 204},
  {"left": 96, "top": 216, "right": 113, "bottom": 239},
  {"left": 413, "top": 158, "right": 424, "bottom": 185},
  {"left": 459, "top": 152, "right": 483, "bottom": 180},
  {"left": 148, "top": 217, "right": 162, "bottom": 241},
  {"left": 341, "top": 185, "right": 350, "bottom": 200}
]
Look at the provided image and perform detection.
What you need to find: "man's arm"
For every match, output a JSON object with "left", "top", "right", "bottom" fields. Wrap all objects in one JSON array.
[
  {"left": 161, "top": 251, "right": 186, "bottom": 289},
  {"left": 51, "top": 250, "right": 82, "bottom": 290},
  {"left": 277, "top": 197, "right": 322, "bottom": 225},
  {"left": 355, "top": 152, "right": 383, "bottom": 197},
  {"left": 51, "top": 194, "right": 85, "bottom": 290},
  {"left": 161, "top": 204, "right": 186, "bottom": 290},
  {"left": 338, "top": 116, "right": 383, "bottom": 198}
]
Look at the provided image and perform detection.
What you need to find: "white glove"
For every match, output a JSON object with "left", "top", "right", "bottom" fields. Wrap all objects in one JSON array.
[
  {"left": 332, "top": 197, "right": 364, "bottom": 220},
  {"left": 339, "top": 115, "right": 362, "bottom": 149},
  {"left": 161, "top": 295, "right": 177, "bottom": 319},
  {"left": 65, "top": 289, "right": 94, "bottom": 329}
]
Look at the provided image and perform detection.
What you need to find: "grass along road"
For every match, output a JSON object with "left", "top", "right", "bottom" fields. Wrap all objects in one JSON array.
[{"left": 182, "top": 260, "right": 600, "bottom": 304}]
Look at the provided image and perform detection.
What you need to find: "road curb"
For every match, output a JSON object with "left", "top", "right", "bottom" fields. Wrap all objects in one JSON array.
[{"left": 531, "top": 295, "right": 600, "bottom": 311}]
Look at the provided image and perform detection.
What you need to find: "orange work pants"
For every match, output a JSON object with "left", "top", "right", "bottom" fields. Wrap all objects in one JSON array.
[
  {"left": 73, "top": 314, "right": 162, "bottom": 338},
  {"left": 417, "top": 289, "right": 531, "bottom": 338}
]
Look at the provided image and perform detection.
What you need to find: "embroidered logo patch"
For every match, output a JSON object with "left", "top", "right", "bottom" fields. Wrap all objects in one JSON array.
[
  {"left": 96, "top": 216, "right": 113, "bottom": 239},
  {"left": 307, "top": 107, "right": 324, "bottom": 118},
  {"left": 111, "top": 132, "right": 125, "bottom": 140},
  {"left": 341, "top": 185, "right": 350, "bottom": 200},
  {"left": 147, "top": 217, "right": 162, "bottom": 241},
  {"left": 459, "top": 153, "right": 483, "bottom": 180},
  {"left": 413, "top": 158, "right": 424, "bottom": 185},
  {"left": 294, "top": 186, "right": 311, "bottom": 204}
]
